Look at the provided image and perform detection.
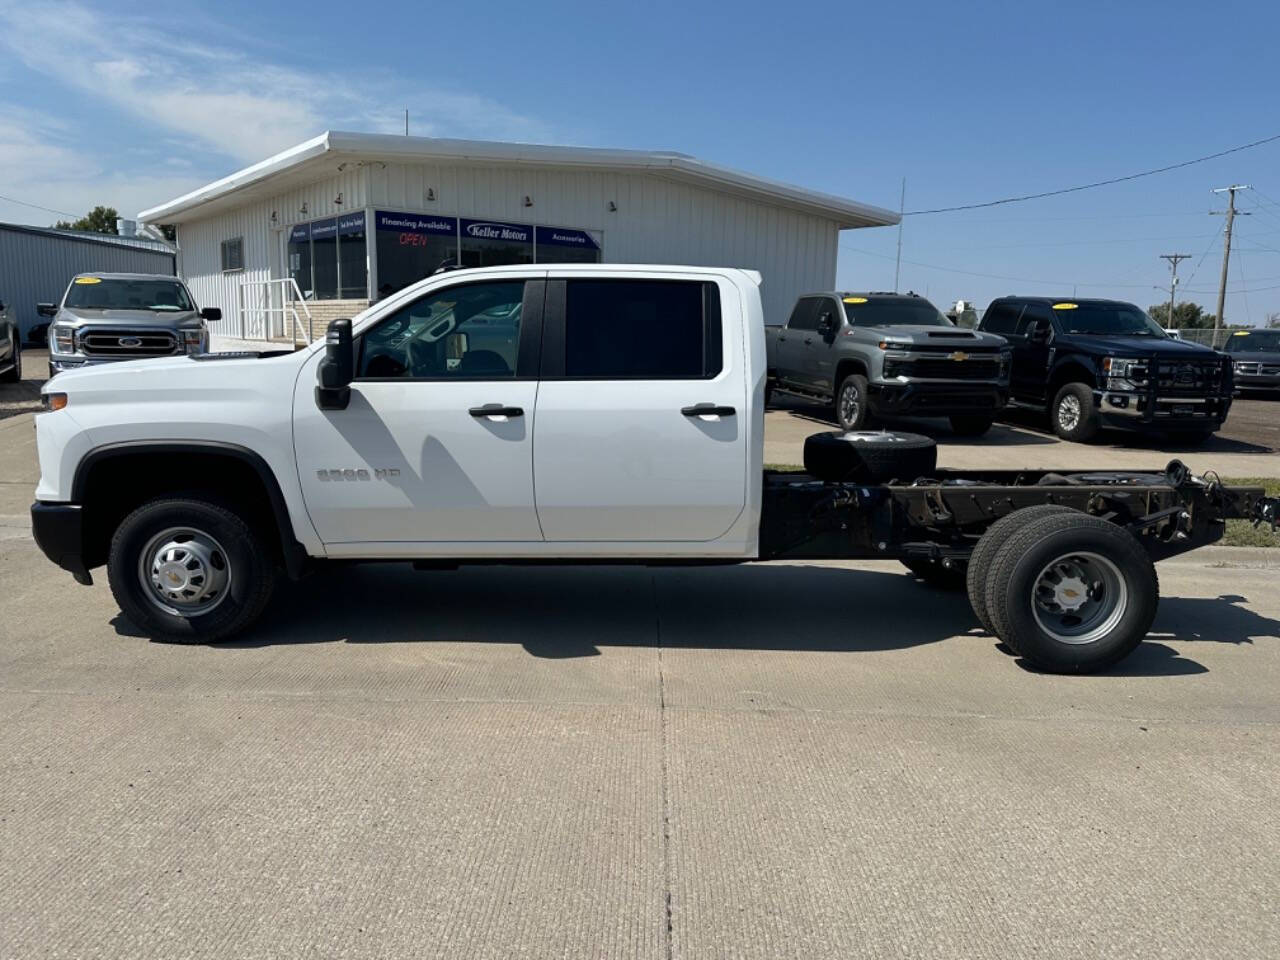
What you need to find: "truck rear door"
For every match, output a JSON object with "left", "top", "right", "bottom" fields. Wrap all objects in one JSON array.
[{"left": 532, "top": 273, "right": 747, "bottom": 542}]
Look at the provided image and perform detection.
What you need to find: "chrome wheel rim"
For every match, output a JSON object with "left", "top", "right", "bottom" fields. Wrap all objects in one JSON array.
[
  {"left": 837, "top": 430, "right": 912, "bottom": 443},
  {"left": 138, "top": 527, "right": 231, "bottom": 618},
  {"left": 1031, "top": 551, "right": 1127, "bottom": 644},
  {"left": 1057, "top": 394, "right": 1081, "bottom": 431},
  {"left": 838, "top": 383, "right": 861, "bottom": 427}
]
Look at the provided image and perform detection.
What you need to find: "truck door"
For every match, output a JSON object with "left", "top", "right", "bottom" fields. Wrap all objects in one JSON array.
[
  {"left": 1013, "top": 304, "right": 1054, "bottom": 402},
  {"left": 292, "top": 275, "right": 545, "bottom": 547},
  {"left": 775, "top": 297, "right": 820, "bottom": 390},
  {"left": 532, "top": 275, "right": 747, "bottom": 542},
  {"left": 808, "top": 297, "right": 839, "bottom": 392}
]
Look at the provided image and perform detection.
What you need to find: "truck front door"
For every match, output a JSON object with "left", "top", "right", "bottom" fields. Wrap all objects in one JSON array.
[
  {"left": 775, "top": 297, "right": 820, "bottom": 391},
  {"left": 292, "top": 275, "right": 545, "bottom": 547},
  {"left": 531, "top": 275, "right": 748, "bottom": 543},
  {"left": 1013, "top": 304, "right": 1054, "bottom": 403}
]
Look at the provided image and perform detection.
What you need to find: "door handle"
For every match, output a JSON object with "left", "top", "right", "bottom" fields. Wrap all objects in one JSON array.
[
  {"left": 803, "top": 337, "right": 813, "bottom": 345},
  {"left": 469, "top": 404, "right": 524, "bottom": 419},
  {"left": 681, "top": 404, "right": 736, "bottom": 418},
  {"left": 778, "top": 334, "right": 787, "bottom": 342}
]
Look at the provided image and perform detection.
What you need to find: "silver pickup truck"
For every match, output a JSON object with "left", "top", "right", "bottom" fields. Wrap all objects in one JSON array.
[
  {"left": 38, "top": 273, "right": 220, "bottom": 378},
  {"left": 766, "top": 292, "right": 1011, "bottom": 435}
]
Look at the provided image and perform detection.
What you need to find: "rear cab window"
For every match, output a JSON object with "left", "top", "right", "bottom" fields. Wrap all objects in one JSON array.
[{"left": 561, "top": 279, "right": 722, "bottom": 379}]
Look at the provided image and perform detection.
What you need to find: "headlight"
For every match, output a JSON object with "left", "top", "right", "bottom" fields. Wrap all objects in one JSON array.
[
  {"left": 180, "top": 327, "right": 206, "bottom": 354},
  {"left": 51, "top": 323, "right": 75, "bottom": 354},
  {"left": 1102, "top": 356, "right": 1146, "bottom": 390}
]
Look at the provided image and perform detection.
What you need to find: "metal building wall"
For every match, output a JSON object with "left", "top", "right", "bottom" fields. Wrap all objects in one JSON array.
[
  {"left": 177, "top": 161, "right": 841, "bottom": 330},
  {"left": 0, "top": 226, "right": 175, "bottom": 338}
]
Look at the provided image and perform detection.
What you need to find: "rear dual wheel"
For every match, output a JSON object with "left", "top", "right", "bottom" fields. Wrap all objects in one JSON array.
[{"left": 969, "top": 511, "right": 1157, "bottom": 673}]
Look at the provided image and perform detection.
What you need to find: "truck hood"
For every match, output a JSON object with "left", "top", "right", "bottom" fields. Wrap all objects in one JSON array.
[
  {"left": 56, "top": 307, "right": 203, "bottom": 329},
  {"left": 1064, "top": 334, "right": 1222, "bottom": 359},
  {"left": 868, "top": 326, "right": 1008, "bottom": 349},
  {"left": 48, "top": 348, "right": 310, "bottom": 398}
]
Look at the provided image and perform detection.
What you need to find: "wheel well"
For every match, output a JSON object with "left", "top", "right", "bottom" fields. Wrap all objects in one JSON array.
[
  {"left": 1048, "top": 362, "right": 1096, "bottom": 397},
  {"left": 75, "top": 448, "right": 295, "bottom": 573},
  {"left": 834, "top": 358, "right": 869, "bottom": 389}
]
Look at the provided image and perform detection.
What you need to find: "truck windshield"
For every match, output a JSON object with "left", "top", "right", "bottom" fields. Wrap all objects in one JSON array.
[
  {"left": 1052, "top": 303, "right": 1165, "bottom": 337},
  {"left": 842, "top": 299, "right": 952, "bottom": 327},
  {"left": 64, "top": 279, "right": 194, "bottom": 312},
  {"left": 1225, "top": 329, "right": 1280, "bottom": 353}
]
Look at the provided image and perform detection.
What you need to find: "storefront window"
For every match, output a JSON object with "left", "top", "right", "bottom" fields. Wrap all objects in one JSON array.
[
  {"left": 460, "top": 218, "right": 533, "bottom": 268},
  {"left": 311, "top": 218, "right": 338, "bottom": 300},
  {"left": 374, "top": 211, "right": 458, "bottom": 299},
  {"left": 288, "top": 223, "right": 312, "bottom": 299},
  {"left": 535, "top": 226, "right": 602, "bottom": 263},
  {"left": 337, "top": 212, "right": 367, "bottom": 299}
]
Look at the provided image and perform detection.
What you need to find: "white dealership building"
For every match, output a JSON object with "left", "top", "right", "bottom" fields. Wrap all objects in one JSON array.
[{"left": 139, "top": 130, "right": 897, "bottom": 341}]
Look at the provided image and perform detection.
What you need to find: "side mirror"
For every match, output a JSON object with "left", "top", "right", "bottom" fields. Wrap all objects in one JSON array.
[
  {"left": 37, "top": 302, "right": 57, "bottom": 318},
  {"left": 1029, "top": 323, "right": 1051, "bottom": 343},
  {"left": 200, "top": 306, "right": 222, "bottom": 322},
  {"left": 817, "top": 312, "right": 835, "bottom": 336},
  {"left": 316, "top": 318, "right": 353, "bottom": 410}
]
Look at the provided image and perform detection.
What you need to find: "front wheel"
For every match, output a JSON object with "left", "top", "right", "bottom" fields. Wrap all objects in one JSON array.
[
  {"left": 107, "top": 496, "right": 277, "bottom": 643},
  {"left": 835, "top": 373, "right": 871, "bottom": 430},
  {"left": 1051, "top": 382, "right": 1101, "bottom": 442}
]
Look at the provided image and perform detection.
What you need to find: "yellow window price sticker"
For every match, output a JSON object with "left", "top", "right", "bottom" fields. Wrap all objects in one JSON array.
[
  {"left": 843, "top": 297, "right": 868, "bottom": 304},
  {"left": 74, "top": 276, "right": 102, "bottom": 284},
  {"left": 1052, "top": 302, "right": 1078, "bottom": 310}
]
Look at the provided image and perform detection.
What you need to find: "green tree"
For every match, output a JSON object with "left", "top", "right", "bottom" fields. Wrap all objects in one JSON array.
[
  {"left": 1148, "top": 301, "right": 1217, "bottom": 329},
  {"left": 53, "top": 205, "right": 120, "bottom": 235}
]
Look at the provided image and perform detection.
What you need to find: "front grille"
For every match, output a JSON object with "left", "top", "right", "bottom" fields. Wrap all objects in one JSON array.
[
  {"left": 78, "top": 329, "right": 179, "bottom": 357},
  {"left": 1235, "top": 362, "right": 1260, "bottom": 375},
  {"left": 1149, "top": 361, "right": 1223, "bottom": 397},
  {"left": 900, "top": 357, "right": 1002, "bottom": 380}
]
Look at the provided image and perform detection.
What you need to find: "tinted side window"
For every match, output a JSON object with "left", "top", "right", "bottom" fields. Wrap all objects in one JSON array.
[
  {"left": 564, "top": 280, "right": 721, "bottom": 379},
  {"left": 357, "top": 280, "right": 525, "bottom": 379},
  {"left": 1017, "top": 304, "right": 1053, "bottom": 336},
  {"left": 981, "top": 301, "right": 1022, "bottom": 335},
  {"left": 787, "top": 297, "right": 821, "bottom": 331}
]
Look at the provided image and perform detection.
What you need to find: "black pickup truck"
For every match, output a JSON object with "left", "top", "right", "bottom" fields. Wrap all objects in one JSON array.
[{"left": 979, "top": 297, "right": 1234, "bottom": 443}]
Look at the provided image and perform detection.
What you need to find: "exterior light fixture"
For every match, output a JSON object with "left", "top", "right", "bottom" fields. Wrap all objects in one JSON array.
[
  {"left": 270, "top": 211, "right": 279, "bottom": 225},
  {"left": 608, "top": 201, "right": 617, "bottom": 212},
  {"left": 334, "top": 193, "right": 344, "bottom": 206},
  {"left": 425, "top": 188, "right": 436, "bottom": 202},
  {"left": 523, "top": 195, "right": 533, "bottom": 207},
  {"left": 299, "top": 202, "right": 308, "bottom": 215}
]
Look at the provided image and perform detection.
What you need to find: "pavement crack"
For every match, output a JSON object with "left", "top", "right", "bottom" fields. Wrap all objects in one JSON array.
[{"left": 651, "top": 571, "right": 675, "bottom": 960}]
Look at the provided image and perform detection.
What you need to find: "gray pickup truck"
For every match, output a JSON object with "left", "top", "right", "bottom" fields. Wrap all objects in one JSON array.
[
  {"left": 766, "top": 292, "right": 1011, "bottom": 435},
  {"left": 38, "top": 273, "right": 219, "bottom": 379}
]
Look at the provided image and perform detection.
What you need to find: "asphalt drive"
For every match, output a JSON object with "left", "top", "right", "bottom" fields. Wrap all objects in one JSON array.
[{"left": 2, "top": 385, "right": 1279, "bottom": 957}]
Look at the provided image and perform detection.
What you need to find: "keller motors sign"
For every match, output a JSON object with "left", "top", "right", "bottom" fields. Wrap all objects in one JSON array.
[{"left": 461, "top": 219, "right": 532, "bottom": 244}]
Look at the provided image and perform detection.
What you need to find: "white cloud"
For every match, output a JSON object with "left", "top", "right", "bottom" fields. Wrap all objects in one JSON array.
[{"left": 0, "top": 0, "right": 550, "bottom": 221}]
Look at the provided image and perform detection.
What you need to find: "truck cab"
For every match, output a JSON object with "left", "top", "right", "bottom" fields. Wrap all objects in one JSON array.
[
  {"left": 765, "top": 292, "right": 1011, "bottom": 435},
  {"left": 979, "top": 297, "right": 1234, "bottom": 443},
  {"left": 38, "top": 273, "right": 220, "bottom": 378}
]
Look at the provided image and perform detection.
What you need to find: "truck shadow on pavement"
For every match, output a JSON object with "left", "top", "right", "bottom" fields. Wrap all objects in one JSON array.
[{"left": 129, "top": 561, "right": 1275, "bottom": 676}]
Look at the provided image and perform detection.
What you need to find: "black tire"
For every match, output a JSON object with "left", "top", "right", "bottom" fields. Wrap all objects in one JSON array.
[
  {"left": 0, "top": 337, "right": 19, "bottom": 383},
  {"left": 1050, "top": 382, "right": 1100, "bottom": 442},
  {"left": 949, "top": 415, "right": 994, "bottom": 437},
  {"left": 900, "top": 557, "right": 966, "bottom": 589},
  {"left": 803, "top": 430, "right": 937, "bottom": 483},
  {"left": 985, "top": 512, "right": 1158, "bottom": 674},
  {"left": 107, "top": 496, "right": 277, "bottom": 643},
  {"left": 834, "top": 373, "right": 871, "bottom": 431},
  {"left": 966, "top": 504, "right": 1077, "bottom": 640}
]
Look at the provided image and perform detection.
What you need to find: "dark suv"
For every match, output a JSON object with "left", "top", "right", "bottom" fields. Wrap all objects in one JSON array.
[{"left": 979, "top": 297, "right": 1233, "bottom": 443}]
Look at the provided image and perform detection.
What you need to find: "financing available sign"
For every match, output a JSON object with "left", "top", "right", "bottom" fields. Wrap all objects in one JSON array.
[{"left": 375, "top": 211, "right": 458, "bottom": 236}]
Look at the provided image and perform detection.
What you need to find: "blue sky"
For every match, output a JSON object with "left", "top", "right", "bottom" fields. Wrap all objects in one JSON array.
[{"left": 2, "top": 0, "right": 1279, "bottom": 322}]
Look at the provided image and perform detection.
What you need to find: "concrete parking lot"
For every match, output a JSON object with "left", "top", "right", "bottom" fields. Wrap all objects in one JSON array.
[{"left": 2, "top": 358, "right": 1279, "bottom": 958}]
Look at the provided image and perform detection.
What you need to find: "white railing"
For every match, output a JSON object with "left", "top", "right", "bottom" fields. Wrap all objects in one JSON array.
[{"left": 236, "top": 278, "right": 313, "bottom": 344}]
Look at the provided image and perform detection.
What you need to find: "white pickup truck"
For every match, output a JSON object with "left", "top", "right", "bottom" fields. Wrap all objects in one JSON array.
[{"left": 30, "top": 264, "right": 1276, "bottom": 673}]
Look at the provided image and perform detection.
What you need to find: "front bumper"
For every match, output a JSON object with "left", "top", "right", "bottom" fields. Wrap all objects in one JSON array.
[
  {"left": 30, "top": 502, "right": 91, "bottom": 585},
  {"left": 868, "top": 380, "right": 1008, "bottom": 415},
  {"left": 1096, "top": 389, "right": 1232, "bottom": 429},
  {"left": 1235, "top": 374, "right": 1280, "bottom": 391}
]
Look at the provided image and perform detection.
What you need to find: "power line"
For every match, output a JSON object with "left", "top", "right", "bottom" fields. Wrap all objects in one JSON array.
[
  {"left": 903, "top": 131, "right": 1280, "bottom": 216},
  {"left": 0, "top": 193, "right": 78, "bottom": 219}
]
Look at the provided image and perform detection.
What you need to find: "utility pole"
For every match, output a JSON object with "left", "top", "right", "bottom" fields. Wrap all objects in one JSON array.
[
  {"left": 1211, "top": 185, "right": 1250, "bottom": 345},
  {"left": 1159, "top": 253, "right": 1190, "bottom": 329},
  {"left": 405, "top": 109, "right": 409, "bottom": 136},
  {"left": 893, "top": 178, "right": 905, "bottom": 293}
]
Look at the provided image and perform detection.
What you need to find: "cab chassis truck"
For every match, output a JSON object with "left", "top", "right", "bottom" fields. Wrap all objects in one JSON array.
[{"left": 29, "top": 265, "right": 1279, "bottom": 674}]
